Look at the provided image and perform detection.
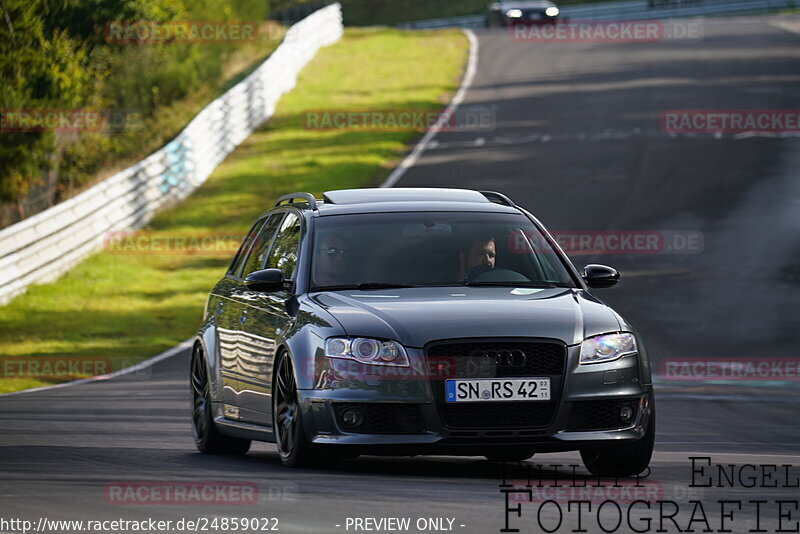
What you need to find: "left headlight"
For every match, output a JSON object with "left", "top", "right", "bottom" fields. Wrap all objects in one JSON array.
[
  {"left": 579, "top": 333, "right": 637, "bottom": 364},
  {"left": 545, "top": 7, "right": 559, "bottom": 17},
  {"left": 325, "top": 337, "right": 410, "bottom": 367}
]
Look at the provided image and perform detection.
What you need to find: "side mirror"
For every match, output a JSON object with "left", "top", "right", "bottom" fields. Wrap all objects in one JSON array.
[
  {"left": 244, "top": 268, "right": 285, "bottom": 292},
  {"left": 583, "top": 264, "right": 620, "bottom": 289}
]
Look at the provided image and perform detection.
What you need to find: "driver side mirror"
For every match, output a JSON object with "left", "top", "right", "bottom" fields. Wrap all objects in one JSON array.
[
  {"left": 244, "top": 268, "right": 285, "bottom": 292},
  {"left": 583, "top": 264, "right": 620, "bottom": 289}
]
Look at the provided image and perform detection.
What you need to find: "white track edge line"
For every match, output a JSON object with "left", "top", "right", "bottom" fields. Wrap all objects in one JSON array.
[{"left": 380, "top": 28, "right": 479, "bottom": 188}]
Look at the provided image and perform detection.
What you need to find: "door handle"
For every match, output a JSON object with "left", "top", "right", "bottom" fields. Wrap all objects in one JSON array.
[
  {"left": 239, "top": 309, "right": 248, "bottom": 324},
  {"left": 216, "top": 302, "right": 224, "bottom": 316}
]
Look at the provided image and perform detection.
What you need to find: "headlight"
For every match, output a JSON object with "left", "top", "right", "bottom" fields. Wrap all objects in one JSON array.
[
  {"left": 506, "top": 8, "right": 523, "bottom": 18},
  {"left": 325, "top": 337, "right": 410, "bottom": 367},
  {"left": 545, "top": 7, "right": 559, "bottom": 16},
  {"left": 580, "top": 333, "right": 637, "bottom": 364}
]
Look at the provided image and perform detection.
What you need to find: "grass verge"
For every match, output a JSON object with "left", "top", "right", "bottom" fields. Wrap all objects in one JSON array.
[{"left": 0, "top": 27, "right": 469, "bottom": 393}]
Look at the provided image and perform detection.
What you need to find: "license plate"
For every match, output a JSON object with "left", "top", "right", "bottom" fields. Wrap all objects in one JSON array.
[{"left": 445, "top": 378, "right": 551, "bottom": 402}]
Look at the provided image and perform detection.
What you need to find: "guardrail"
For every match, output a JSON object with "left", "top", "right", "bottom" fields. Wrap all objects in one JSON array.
[
  {"left": 398, "top": 0, "right": 797, "bottom": 29},
  {"left": 0, "top": 4, "right": 343, "bottom": 306}
]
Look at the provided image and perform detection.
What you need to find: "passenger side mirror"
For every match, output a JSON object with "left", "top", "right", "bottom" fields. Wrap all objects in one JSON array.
[
  {"left": 244, "top": 268, "right": 285, "bottom": 292},
  {"left": 583, "top": 264, "right": 620, "bottom": 289}
]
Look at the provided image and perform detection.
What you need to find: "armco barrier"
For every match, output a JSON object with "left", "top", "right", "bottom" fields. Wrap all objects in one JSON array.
[
  {"left": 398, "top": 0, "right": 796, "bottom": 29},
  {"left": 0, "top": 4, "right": 343, "bottom": 306}
]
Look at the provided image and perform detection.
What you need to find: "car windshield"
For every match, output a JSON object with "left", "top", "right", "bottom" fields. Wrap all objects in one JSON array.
[{"left": 310, "top": 211, "right": 576, "bottom": 290}]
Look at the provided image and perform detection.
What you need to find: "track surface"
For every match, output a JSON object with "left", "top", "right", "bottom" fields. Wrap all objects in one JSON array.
[{"left": 2, "top": 15, "right": 799, "bottom": 534}]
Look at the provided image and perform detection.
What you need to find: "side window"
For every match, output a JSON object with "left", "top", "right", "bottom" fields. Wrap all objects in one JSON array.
[
  {"left": 241, "top": 214, "right": 284, "bottom": 277},
  {"left": 229, "top": 219, "right": 266, "bottom": 277},
  {"left": 265, "top": 213, "right": 302, "bottom": 279}
]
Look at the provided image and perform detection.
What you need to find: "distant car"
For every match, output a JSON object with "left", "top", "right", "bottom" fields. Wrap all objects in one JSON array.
[
  {"left": 191, "top": 188, "right": 655, "bottom": 476},
  {"left": 485, "top": 0, "right": 560, "bottom": 27}
]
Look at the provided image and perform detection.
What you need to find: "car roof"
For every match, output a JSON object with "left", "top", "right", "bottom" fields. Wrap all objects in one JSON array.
[
  {"left": 263, "top": 188, "right": 523, "bottom": 218},
  {"left": 317, "top": 188, "right": 519, "bottom": 216},
  {"left": 495, "top": 0, "right": 556, "bottom": 9}
]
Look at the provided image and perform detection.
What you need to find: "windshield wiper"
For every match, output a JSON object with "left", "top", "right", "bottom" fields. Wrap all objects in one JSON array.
[
  {"left": 312, "top": 283, "right": 418, "bottom": 291},
  {"left": 356, "top": 282, "right": 418, "bottom": 290},
  {"left": 463, "top": 281, "right": 558, "bottom": 288}
]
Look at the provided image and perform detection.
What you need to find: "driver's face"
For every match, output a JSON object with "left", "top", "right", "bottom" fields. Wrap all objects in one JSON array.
[
  {"left": 465, "top": 240, "right": 496, "bottom": 271},
  {"left": 316, "top": 235, "right": 348, "bottom": 277}
]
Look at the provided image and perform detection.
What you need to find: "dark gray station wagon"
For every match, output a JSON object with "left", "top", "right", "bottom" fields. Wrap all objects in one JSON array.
[{"left": 191, "top": 188, "right": 655, "bottom": 475}]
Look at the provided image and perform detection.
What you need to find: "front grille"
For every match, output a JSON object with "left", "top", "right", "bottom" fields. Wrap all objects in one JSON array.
[
  {"left": 333, "top": 403, "right": 426, "bottom": 434},
  {"left": 427, "top": 341, "right": 565, "bottom": 378},
  {"left": 427, "top": 340, "right": 566, "bottom": 430},
  {"left": 565, "top": 399, "right": 639, "bottom": 431}
]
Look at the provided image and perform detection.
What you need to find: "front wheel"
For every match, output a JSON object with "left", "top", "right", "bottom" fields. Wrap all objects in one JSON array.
[
  {"left": 191, "top": 344, "right": 251, "bottom": 455},
  {"left": 580, "top": 407, "right": 655, "bottom": 477},
  {"left": 273, "top": 351, "right": 317, "bottom": 467}
]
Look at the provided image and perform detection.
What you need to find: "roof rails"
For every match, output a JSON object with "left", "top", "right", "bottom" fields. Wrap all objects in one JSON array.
[
  {"left": 480, "top": 191, "right": 516, "bottom": 207},
  {"left": 275, "top": 192, "right": 318, "bottom": 211}
]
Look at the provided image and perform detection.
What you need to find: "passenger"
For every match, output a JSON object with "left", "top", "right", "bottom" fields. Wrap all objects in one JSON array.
[{"left": 314, "top": 234, "right": 349, "bottom": 287}]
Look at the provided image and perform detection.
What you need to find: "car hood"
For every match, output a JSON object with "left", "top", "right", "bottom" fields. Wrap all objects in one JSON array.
[{"left": 312, "top": 287, "right": 622, "bottom": 348}]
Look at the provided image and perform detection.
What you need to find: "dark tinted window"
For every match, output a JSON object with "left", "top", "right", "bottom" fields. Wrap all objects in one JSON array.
[
  {"left": 241, "top": 214, "right": 284, "bottom": 277},
  {"left": 229, "top": 218, "right": 266, "bottom": 277},
  {"left": 311, "top": 212, "right": 576, "bottom": 289},
  {"left": 265, "top": 213, "right": 302, "bottom": 278}
]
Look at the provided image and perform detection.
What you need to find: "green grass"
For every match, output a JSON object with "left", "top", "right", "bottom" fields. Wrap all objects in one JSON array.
[{"left": 0, "top": 27, "right": 469, "bottom": 394}]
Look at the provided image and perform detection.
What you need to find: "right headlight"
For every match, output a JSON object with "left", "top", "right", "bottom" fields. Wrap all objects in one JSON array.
[
  {"left": 579, "top": 333, "right": 637, "bottom": 364},
  {"left": 324, "top": 337, "right": 410, "bottom": 367}
]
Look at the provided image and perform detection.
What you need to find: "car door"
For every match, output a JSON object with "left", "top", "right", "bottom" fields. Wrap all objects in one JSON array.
[
  {"left": 214, "top": 218, "right": 266, "bottom": 419},
  {"left": 238, "top": 211, "right": 303, "bottom": 426},
  {"left": 231, "top": 213, "right": 286, "bottom": 425},
  {"left": 220, "top": 214, "right": 283, "bottom": 422}
]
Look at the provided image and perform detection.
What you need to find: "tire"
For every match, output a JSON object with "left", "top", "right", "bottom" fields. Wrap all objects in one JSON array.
[
  {"left": 273, "top": 351, "right": 318, "bottom": 468},
  {"left": 580, "top": 406, "right": 655, "bottom": 478},
  {"left": 191, "top": 344, "right": 251, "bottom": 455}
]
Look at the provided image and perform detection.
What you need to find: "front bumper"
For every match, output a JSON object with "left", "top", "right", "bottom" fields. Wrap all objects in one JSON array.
[{"left": 299, "top": 344, "right": 654, "bottom": 455}]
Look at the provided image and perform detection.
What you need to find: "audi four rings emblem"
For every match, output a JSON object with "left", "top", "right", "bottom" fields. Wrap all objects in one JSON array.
[{"left": 469, "top": 349, "right": 527, "bottom": 367}]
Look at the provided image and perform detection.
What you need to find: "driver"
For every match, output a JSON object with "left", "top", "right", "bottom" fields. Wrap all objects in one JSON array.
[
  {"left": 458, "top": 235, "right": 496, "bottom": 280},
  {"left": 314, "top": 234, "right": 349, "bottom": 287}
]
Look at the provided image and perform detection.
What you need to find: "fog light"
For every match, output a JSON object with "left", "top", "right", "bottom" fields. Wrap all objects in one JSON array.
[
  {"left": 341, "top": 408, "right": 364, "bottom": 428},
  {"left": 619, "top": 404, "right": 634, "bottom": 424}
]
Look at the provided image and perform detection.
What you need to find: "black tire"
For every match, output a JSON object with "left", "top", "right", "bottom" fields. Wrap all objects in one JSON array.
[
  {"left": 580, "top": 407, "right": 655, "bottom": 478},
  {"left": 273, "top": 351, "right": 318, "bottom": 468},
  {"left": 191, "top": 344, "right": 251, "bottom": 455}
]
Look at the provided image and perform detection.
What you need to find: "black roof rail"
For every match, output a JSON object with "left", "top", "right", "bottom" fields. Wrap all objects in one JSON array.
[
  {"left": 275, "top": 192, "right": 318, "bottom": 211},
  {"left": 480, "top": 190, "right": 516, "bottom": 207}
]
